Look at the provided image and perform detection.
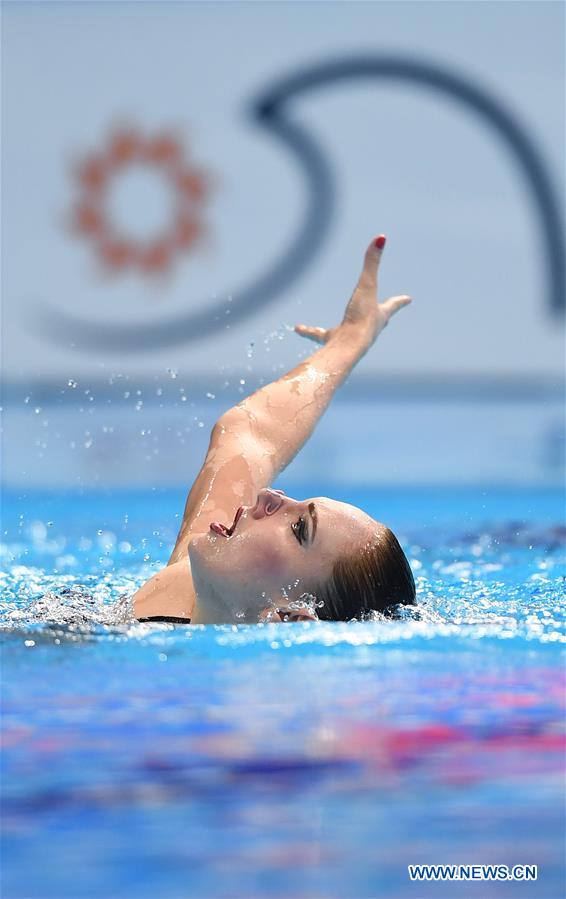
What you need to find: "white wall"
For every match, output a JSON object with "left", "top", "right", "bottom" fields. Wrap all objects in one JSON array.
[{"left": 2, "top": 0, "right": 564, "bottom": 389}]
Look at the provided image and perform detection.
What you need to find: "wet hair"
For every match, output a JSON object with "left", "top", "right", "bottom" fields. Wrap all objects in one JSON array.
[{"left": 315, "top": 527, "right": 416, "bottom": 621}]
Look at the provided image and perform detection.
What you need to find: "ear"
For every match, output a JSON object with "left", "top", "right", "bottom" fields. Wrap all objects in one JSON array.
[
  {"left": 258, "top": 603, "right": 283, "bottom": 623},
  {"left": 258, "top": 593, "right": 322, "bottom": 622}
]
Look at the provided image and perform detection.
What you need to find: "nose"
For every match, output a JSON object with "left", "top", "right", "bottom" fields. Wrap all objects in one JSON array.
[{"left": 252, "top": 487, "right": 287, "bottom": 519}]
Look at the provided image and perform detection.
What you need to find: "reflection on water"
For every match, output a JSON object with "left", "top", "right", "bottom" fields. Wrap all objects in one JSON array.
[{"left": 1, "top": 487, "right": 564, "bottom": 898}]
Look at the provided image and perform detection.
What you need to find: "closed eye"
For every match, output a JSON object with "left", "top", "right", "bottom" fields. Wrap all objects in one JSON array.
[{"left": 291, "top": 516, "right": 307, "bottom": 545}]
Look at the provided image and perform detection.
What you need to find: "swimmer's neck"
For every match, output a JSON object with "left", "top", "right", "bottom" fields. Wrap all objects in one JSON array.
[
  {"left": 190, "top": 596, "right": 232, "bottom": 625},
  {"left": 189, "top": 577, "right": 244, "bottom": 625}
]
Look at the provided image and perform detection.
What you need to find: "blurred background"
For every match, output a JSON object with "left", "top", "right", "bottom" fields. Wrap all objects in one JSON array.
[{"left": 2, "top": 0, "right": 564, "bottom": 491}]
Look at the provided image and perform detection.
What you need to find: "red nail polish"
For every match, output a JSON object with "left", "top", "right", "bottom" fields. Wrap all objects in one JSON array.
[{"left": 375, "top": 235, "right": 386, "bottom": 249}]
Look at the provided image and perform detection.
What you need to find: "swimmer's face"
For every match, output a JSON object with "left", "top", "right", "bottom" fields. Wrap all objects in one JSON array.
[{"left": 189, "top": 488, "right": 383, "bottom": 624}]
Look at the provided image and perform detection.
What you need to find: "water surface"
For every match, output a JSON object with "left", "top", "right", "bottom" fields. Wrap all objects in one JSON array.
[{"left": 1, "top": 485, "right": 564, "bottom": 898}]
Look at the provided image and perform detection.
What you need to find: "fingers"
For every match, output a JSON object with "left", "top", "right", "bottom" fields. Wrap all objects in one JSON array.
[
  {"left": 381, "top": 294, "right": 413, "bottom": 319},
  {"left": 294, "top": 324, "right": 329, "bottom": 344},
  {"left": 357, "top": 234, "right": 386, "bottom": 292}
]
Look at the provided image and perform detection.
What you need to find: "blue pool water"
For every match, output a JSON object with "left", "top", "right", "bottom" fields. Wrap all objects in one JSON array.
[{"left": 1, "top": 484, "right": 564, "bottom": 899}]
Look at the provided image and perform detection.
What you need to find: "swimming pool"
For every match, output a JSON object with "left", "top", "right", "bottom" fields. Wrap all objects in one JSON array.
[{"left": 1, "top": 484, "right": 564, "bottom": 898}]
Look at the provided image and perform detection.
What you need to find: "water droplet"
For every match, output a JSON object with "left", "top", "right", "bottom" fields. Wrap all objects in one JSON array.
[{"left": 30, "top": 521, "right": 47, "bottom": 542}]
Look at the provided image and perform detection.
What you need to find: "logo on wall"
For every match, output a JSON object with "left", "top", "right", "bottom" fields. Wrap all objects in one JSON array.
[
  {"left": 38, "top": 54, "right": 563, "bottom": 354},
  {"left": 71, "top": 127, "right": 211, "bottom": 277}
]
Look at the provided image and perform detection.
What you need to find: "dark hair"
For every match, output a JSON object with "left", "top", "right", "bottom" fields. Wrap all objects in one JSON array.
[{"left": 315, "top": 527, "right": 416, "bottom": 621}]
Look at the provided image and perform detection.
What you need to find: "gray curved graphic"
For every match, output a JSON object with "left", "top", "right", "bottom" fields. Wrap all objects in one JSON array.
[{"left": 38, "top": 54, "right": 564, "bottom": 354}]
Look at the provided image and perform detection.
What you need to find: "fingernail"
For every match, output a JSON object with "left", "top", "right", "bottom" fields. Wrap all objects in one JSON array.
[{"left": 375, "top": 235, "right": 386, "bottom": 249}]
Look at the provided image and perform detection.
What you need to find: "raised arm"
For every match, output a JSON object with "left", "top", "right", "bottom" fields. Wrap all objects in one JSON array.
[
  {"left": 167, "top": 234, "right": 412, "bottom": 563},
  {"left": 214, "top": 234, "right": 412, "bottom": 475}
]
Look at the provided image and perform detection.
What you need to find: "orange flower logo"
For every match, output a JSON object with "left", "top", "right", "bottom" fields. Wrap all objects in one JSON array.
[{"left": 70, "top": 126, "right": 211, "bottom": 276}]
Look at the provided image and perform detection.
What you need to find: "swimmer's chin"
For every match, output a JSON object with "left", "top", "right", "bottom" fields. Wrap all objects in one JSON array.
[
  {"left": 187, "top": 530, "right": 228, "bottom": 564},
  {"left": 187, "top": 533, "right": 204, "bottom": 566},
  {"left": 189, "top": 530, "right": 219, "bottom": 547}
]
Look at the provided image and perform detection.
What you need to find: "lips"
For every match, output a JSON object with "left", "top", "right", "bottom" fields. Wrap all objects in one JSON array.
[{"left": 210, "top": 505, "right": 244, "bottom": 538}]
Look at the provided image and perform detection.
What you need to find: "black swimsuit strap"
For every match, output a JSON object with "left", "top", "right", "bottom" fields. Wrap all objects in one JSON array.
[{"left": 137, "top": 615, "right": 191, "bottom": 624}]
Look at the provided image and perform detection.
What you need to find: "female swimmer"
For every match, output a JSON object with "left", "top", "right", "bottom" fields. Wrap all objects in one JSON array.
[{"left": 132, "top": 235, "right": 416, "bottom": 624}]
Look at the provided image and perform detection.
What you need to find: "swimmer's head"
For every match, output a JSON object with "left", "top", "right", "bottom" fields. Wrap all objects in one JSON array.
[{"left": 188, "top": 488, "right": 416, "bottom": 624}]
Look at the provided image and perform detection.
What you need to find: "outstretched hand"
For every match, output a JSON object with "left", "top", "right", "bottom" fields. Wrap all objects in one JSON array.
[{"left": 294, "top": 235, "right": 412, "bottom": 351}]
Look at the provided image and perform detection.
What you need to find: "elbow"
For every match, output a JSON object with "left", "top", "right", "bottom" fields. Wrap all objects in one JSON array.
[
  {"left": 211, "top": 406, "right": 253, "bottom": 443},
  {"left": 212, "top": 404, "right": 274, "bottom": 449}
]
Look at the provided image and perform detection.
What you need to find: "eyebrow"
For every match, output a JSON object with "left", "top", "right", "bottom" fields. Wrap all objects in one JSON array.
[{"left": 308, "top": 502, "right": 318, "bottom": 543}]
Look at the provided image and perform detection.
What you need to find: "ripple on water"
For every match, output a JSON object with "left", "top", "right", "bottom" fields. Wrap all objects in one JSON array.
[{"left": 0, "top": 520, "right": 564, "bottom": 645}]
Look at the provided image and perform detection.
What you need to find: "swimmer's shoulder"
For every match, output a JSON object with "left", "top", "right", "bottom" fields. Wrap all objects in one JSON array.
[{"left": 132, "top": 556, "right": 195, "bottom": 622}]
